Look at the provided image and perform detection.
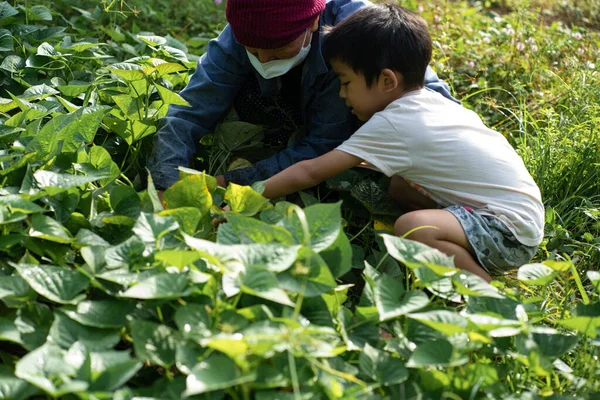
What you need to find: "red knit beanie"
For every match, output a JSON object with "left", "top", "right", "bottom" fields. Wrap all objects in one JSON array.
[{"left": 226, "top": 0, "right": 326, "bottom": 49}]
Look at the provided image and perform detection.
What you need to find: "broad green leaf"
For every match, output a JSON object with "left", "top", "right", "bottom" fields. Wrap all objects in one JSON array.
[
  {"left": 240, "top": 267, "right": 295, "bottom": 307},
  {"left": 556, "top": 316, "right": 600, "bottom": 338},
  {"left": 119, "top": 273, "right": 192, "bottom": 299},
  {"left": 130, "top": 320, "right": 178, "bottom": 367},
  {"left": 15, "top": 344, "right": 88, "bottom": 397},
  {"left": 224, "top": 183, "right": 271, "bottom": 217},
  {"left": 30, "top": 5, "right": 52, "bottom": 21},
  {"left": 163, "top": 174, "right": 212, "bottom": 215},
  {"left": 406, "top": 339, "right": 455, "bottom": 367},
  {"left": 12, "top": 263, "right": 89, "bottom": 304},
  {"left": 531, "top": 330, "right": 578, "bottom": 358},
  {"left": 0, "top": 195, "right": 44, "bottom": 214},
  {"left": 112, "top": 95, "right": 143, "bottom": 120},
  {"left": 158, "top": 207, "right": 202, "bottom": 234},
  {"left": 155, "top": 250, "right": 202, "bottom": 269},
  {"left": 217, "top": 214, "right": 294, "bottom": 245},
  {"left": 109, "top": 65, "right": 144, "bottom": 81},
  {"left": 0, "top": 2, "right": 19, "bottom": 20},
  {"left": 34, "top": 170, "right": 109, "bottom": 196},
  {"left": 133, "top": 212, "right": 179, "bottom": 243},
  {"left": 382, "top": 234, "right": 455, "bottom": 270},
  {"left": 104, "top": 236, "right": 146, "bottom": 268},
  {"left": 278, "top": 247, "right": 337, "bottom": 297},
  {"left": 320, "top": 227, "right": 353, "bottom": 278},
  {"left": 29, "top": 214, "right": 72, "bottom": 243},
  {"left": 138, "top": 35, "right": 167, "bottom": 46},
  {"left": 14, "top": 303, "right": 54, "bottom": 350},
  {"left": 0, "top": 315, "right": 22, "bottom": 344},
  {"left": 0, "top": 54, "right": 24, "bottom": 73},
  {"left": 0, "top": 28, "right": 13, "bottom": 51},
  {"left": 48, "top": 311, "right": 120, "bottom": 351},
  {"left": 375, "top": 279, "right": 429, "bottom": 322},
  {"left": 110, "top": 185, "right": 142, "bottom": 218},
  {"left": 61, "top": 299, "right": 135, "bottom": 329},
  {"left": 359, "top": 343, "right": 408, "bottom": 385},
  {"left": 88, "top": 352, "right": 142, "bottom": 392},
  {"left": 175, "top": 304, "right": 212, "bottom": 338},
  {"left": 216, "top": 121, "right": 265, "bottom": 152},
  {"left": 517, "top": 263, "right": 558, "bottom": 286},
  {"left": 156, "top": 84, "right": 190, "bottom": 106},
  {"left": 407, "top": 310, "right": 468, "bottom": 335},
  {"left": 282, "top": 202, "right": 342, "bottom": 252},
  {"left": 155, "top": 62, "right": 187, "bottom": 76},
  {"left": 452, "top": 272, "right": 505, "bottom": 298},
  {"left": 0, "top": 365, "right": 39, "bottom": 400},
  {"left": 0, "top": 275, "right": 32, "bottom": 300},
  {"left": 184, "top": 353, "right": 256, "bottom": 396}
]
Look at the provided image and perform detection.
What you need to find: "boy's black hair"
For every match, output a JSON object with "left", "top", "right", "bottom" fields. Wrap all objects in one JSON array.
[{"left": 322, "top": 4, "right": 432, "bottom": 88}]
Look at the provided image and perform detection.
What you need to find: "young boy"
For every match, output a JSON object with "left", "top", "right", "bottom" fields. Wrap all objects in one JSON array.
[{"left": 260, "top": 4, "right": 544, "bottom": 282}]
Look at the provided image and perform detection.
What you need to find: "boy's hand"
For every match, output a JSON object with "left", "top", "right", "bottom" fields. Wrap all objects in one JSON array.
[{"left": 216, "top": 175, "right": 227, "bottom": 187}]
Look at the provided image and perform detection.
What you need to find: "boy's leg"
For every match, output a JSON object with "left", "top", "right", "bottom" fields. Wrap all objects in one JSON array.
[
  {"left": 388, "top": 176, "right": 439, "bottom": 211},
  {"left": 394, "top": 209, "right": 492, "bottom": 282}
]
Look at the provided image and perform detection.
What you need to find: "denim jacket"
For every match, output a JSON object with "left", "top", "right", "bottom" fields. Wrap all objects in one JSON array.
[{"left": 147, "top": 0, "right": 457, "bottom": 188}]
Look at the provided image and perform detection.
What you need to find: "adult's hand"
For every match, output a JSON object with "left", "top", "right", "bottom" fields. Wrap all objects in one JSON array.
[{"left": 216, "top": 175, "right": 227, "bottom": 187}]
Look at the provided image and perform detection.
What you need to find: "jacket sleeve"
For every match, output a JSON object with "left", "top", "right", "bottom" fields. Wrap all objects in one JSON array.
[
  {"left": 424, "top": 65, "right": 460, "bottom": 104},
  {"left": 147, "top": 25, "right": 251, "bottom": 189},
  {"left": 224, "top": 70, "right": 358, "bottom": 186}
]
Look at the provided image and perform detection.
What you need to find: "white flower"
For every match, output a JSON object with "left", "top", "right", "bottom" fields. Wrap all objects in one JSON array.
[
  {"left": 573, "top": 32, "right": 583, "bottom": 40},
  {"left": 531, "top": 45, "right": 538, "bottom": 52},
  {"left": 516, "top": 42, "right": 525, "bottom": 51}
]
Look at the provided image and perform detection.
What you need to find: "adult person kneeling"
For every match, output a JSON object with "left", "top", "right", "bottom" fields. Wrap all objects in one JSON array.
[{"left": 147, "top": 0, "right": 457, "bottom": 192}]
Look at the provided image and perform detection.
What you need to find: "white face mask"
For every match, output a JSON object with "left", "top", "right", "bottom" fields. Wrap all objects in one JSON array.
[{"left": 246, "top": 29, "right": 312, "bottom": 79}]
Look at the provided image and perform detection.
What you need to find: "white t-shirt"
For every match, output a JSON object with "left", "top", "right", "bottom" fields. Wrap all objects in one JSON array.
[{"left": 336, "top": 88, "right": 544, "bottom": 247}]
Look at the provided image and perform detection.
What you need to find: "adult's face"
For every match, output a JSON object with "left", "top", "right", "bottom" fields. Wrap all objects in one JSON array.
[{"left": 244, "top": 16, "right": 320, "bottom": 63}]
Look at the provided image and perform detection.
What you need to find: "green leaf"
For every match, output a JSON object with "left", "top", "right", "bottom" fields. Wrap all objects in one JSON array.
[
  {"left": 133, "top": 212, "right": 179, "bottom": 243},
  {"left": 88, "top": 352, "right": 142, "bottom": 392},
  {"left": 110, "top": 185, "right": 142, "bottom": 218},
  {"left": 0, "top": 28, "right": 13, "bottom": 52},
  {"left": 517, "top": 263, "right": 558, "bottom": 286},
  {"left": 407, "top": 339, "right": 455, "bottom": 367},
  {"left": 0, "top": 275, "right": 32, "bottom": 300},
  {"left": 375, "top": 279, "right": 429, "bottom": 322},
  {"left": 184, "top": 353, "right": 256, "bottom": 396},
  {"left": 48, "top": 311, "right": 121, "bottom": 351},
  {"left": 240, "top": 267, "right": 295, "bottom": 307},
  {"left": 382, "top": 234, "right": 456, "bottom": 270},
  {"left": 277, "top": 247, "right": 337, "bottom": 297},
  {"left": 359, "top": 343, "right": 408, "bottom": 385},
  {"left": 15, "top": 344, "right": 88, "bottom": 397},
  {"left": 556, "top": 316, "right": 600, "bottom": 338},
  {"left": 29, "top": 214, "right": 72, "bottom": 244},
  {"left": 0, "top": 195, "right": 44, "bottom": 214},
  {"left": 175, "top": 304, "right": 212, "bottom": 338},
  {"left": 0, "top": 365, "right": 39, "bottom": 400},
  {"left": 34, "top": 170, "right": 110, "bottom": 196},
  {"left": 531, "top": 330, "right": 579, "bottom": 358},
  {"left": 0, "top": 2, "right": 19, "bottom": 20},
  {"left": 14, "top": 303, "right": 54, "bottom": 350},
  {"left": 163, "top": 174, "right": 212, "bottom": 215},
  {"left": 320, "top": 227, "right": 353, "bottom": 278},
  {"left": 12, "top": 263, "right": 89, "bottom": 304},
  {"left": 130, "top": 320, "right": 178, "bottom": 367},
  {"left": 108, "top": 65, "right": 144, "bottom": 81},
  {"left": 216, "top": 121, "right": 265, "bottom": 152},
  {"left": 104, "top": 236, "right": 146, "bottom": 268},
  {"left": 217, "top": 214, "right": 294, "bottom": 245},
  {"left": 60, "top": 299, "right": 135, "bottom": 329},
  {"left": 155, "top": 250, "right": 202, "bottom": 269},
  {"left": 224, "top": 183, "right": 271, "bottom": 217},
  {"left": 30, "top": 5, "right": 52, "bottom": 21},
  {"left": 156, "top": 84, "right": 190, "bottom": 106},
  {"left": 407, "top": 310, "right": 468, "bottom": 335},
  {"left": 119, "top": 273, "right": 192, "bottom": 299},
  {"left": 282, "top": 202, "right": 342, "bottom": 252}
]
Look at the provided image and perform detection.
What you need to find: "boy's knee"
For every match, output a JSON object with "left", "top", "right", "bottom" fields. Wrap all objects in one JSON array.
[{"left": 394, "top": 212, "right": 428, "bottom": 238}]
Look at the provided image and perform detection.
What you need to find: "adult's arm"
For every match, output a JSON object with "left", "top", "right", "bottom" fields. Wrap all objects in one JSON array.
[{"left": 147, "top": 25, "right": 251, "bottom": 190}]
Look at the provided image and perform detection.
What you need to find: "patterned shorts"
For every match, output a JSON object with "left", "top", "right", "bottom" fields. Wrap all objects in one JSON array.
[{"left": 446, "top": 205, "right": 538, "bottom": 274}]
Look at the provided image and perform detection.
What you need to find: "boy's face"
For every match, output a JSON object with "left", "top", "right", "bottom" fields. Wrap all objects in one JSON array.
[{"left": 331, "top": 59, "right": 390, "bottom": 122}]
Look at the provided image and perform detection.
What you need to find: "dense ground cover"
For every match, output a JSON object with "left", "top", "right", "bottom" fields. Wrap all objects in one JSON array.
[{"left": 0, "top": 0, "right": 599, "bottom": 398}]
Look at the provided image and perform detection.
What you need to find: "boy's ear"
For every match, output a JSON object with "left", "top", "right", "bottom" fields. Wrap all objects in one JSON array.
[{"left": 379, "top": 69, "right": 402, "bottom": 92}]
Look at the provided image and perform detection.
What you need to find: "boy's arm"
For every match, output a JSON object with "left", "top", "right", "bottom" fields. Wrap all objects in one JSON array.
[{"left": 262, "top": 150, "right": 363, "bottom": 199}]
